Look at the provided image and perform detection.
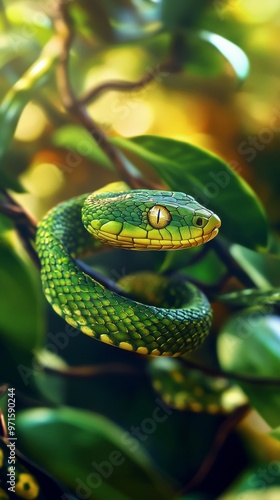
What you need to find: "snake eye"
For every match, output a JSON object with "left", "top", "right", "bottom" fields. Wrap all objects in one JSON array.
[
  {"left": 148, "top": 205, "right": 171, "bottom": 229},
  {"left": 193, "top": 215, "right": 207, "bottom": 228}
]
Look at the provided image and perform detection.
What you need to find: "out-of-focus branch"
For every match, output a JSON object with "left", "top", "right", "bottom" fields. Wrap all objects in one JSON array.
[
  {"left": 182, "top": 357, "right": 280, "bottom": 386},
  {"left": 80, "top": 64, "right": 170, "bottom": 105},
  {"left": 37, "top": 362, "right": 144, "bottom": 379},
  {"left": 0, "top": 189, "right": 40, "bottom": 268},
  {"left": 53, "top": 2, "right": 161, "bottom": 190},
  {"left": 211, "top": 239, "right": 256, "bottom": 289}
]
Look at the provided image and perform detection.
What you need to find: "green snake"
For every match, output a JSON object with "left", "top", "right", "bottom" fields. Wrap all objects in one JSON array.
[{"left": 36, "top": 182, "right": 221, "bottom": 356}]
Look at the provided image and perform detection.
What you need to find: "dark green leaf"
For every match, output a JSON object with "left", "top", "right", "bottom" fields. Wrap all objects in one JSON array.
[
  {"left": 112, "top": 135, "right": 268, "bottom": 250},
  {"left": 160, "top": 246, "right": 226, "bottom": 281},
  {"left": 0, "top": 213, "right": 13, "bottom": 232},
  {"left": 229, "top": 244, "right": 280, "bottom": 287},
  {"left": 217, "top": 309, "right": 280, "bottom": 427},
  {"left": 17, "top": 406, "right": 174, "bottom": 500},
  {"left": 160, "top": 0, "right": 209, "bottom": 30},
  {"left": 0, "top": 167, "right": 24, "bottom": 192},
  {"left": 0, "top": 243, "right": 44, "bottom": 353}
]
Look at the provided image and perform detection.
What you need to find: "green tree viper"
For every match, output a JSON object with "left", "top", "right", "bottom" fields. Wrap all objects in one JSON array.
[{"left": 36, "top": 182, "right": 221, "bottom": 356}]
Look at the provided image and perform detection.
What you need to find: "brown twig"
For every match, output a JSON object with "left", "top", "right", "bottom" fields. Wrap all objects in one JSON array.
[
  {"left": 80, "top": 62, "right": 173, "bottom": 105},
  {"left": 0, "top": 410, "right": 8, "bottom": 438},
  {"left": 52, "top": 3, "right": 160, "bottom": 190},
  {"left": 176, "top": 403, "right": 250, "bottom": 497},
  {"left": 37, "top": 362, "right": 144, "bottom": 379},
  {"left": 211, "top": 239, "right": 256, "bottom": 289}
]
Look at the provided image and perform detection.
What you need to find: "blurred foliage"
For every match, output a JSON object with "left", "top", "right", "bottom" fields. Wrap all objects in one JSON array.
[{"left": 0, "top": 0, "right": 280, "bottom": 499}]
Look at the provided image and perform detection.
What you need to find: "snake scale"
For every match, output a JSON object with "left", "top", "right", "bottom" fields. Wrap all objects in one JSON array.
[{"left": 36, "top": 182, "right": 221, "bottom": 356}]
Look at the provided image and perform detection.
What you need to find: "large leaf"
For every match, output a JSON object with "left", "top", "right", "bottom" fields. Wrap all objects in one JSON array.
[
  {"left": 17, "top": 406, "right": 174, "bottom": 500},
  {"left": 0, "top": 243, "right": 44, "bottom": 353},
  {"left": 52, "top": 125, "right": 114, "bottom": 170},
  {"left": 217, "top": 309, "right": 280, "bottom": 428},
  {"left": 112, "top": 135, "right": 268, "bottom": 250}
]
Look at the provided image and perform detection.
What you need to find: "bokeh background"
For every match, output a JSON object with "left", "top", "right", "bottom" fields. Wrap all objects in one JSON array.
[{"left": 1, "top": 1, "right": 280, "bottom": 499}]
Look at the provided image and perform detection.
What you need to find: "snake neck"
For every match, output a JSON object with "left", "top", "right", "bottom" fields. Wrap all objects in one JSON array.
[{"left": 37, "top": 194, "right": 97, "bottom": 258}]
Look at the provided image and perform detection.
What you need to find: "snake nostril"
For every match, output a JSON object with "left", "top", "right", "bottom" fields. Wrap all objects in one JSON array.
[{"left": 193, "top": 215, "right": 207, "bottom": 228}]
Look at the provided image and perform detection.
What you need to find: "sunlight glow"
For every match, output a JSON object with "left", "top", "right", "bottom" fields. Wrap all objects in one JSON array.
[
  {"left": 21, "top": 163, "right": 64, "bottom": 198},
  {"left": 15, "top": 102, "right": 48, "bottom": 141},
  {"left": 113, "top": 102, "right": 154, "bottom": 137},
  {"left": 234, "top": 0, "right": 280, "bottom": 23}
]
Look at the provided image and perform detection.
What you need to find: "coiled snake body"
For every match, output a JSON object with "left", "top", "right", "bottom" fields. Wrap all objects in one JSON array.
[{"left": 36, "top": 182, "right": 221, "bottom": 356}]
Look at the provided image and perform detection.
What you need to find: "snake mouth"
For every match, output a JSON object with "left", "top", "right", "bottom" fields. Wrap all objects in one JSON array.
[
  {"left": 202, "top": 213, "right": 221, "bottom": 243},
  {"left": 203, "top": 226, "right": 220, "bottom": 244}
]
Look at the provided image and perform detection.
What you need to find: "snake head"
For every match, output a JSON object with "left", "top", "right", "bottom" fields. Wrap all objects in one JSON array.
[{"left": 82, "top": 187, "right": 221, "bottom": 250}]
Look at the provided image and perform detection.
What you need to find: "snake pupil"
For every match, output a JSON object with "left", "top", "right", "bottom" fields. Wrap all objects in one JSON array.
[
  {"left": 196, "top": 217, "right": 203, "bottom": 226},
  {"left": 148, "top": 205, "right": 171, "bottom": 229},
  {"left": 157, "top": 209, "right": 161, "bottom": 224}
]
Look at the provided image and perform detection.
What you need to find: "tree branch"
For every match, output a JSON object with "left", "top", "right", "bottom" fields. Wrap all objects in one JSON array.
[
  {"left": 177, "top": 403, "right": 250, "bottom": 496},
  {"left": 182, "top": 358, "right": 280, "bottom": 386},
  {"left": 0, "top": 189, "right": 40, "bottom": 268},
  {"left": 211, "top": 239, "right": 256, "bottom": 289},
  {"left": 80, "top": 62, "right": 173, "bottom": 105},
  {"left": 53, "top": 2, "right": 160, "bottom": 190}
]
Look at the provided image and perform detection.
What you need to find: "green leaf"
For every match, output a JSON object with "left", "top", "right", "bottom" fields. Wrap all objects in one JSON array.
[
  {"left": 0, "top": 213, "right": 12, "bottom": 232},
  {"left": 0, "top": 243, "right": 44, "bottom": 353},
  {"left": 0, "top": 165, "right": 25, "bottom": 192},
  {"left": 217, "top": 309, "right": 280, "bottom": 427},
  {"left": 199, "top": 31, "right": 250, "bottom": 83},
  {"left": 270, "top": 427, "right": 280, "bottom": 442},
  {"left": 218, "top": 288, "right": 280, "bottom": 308},
  {"left": 160, "top": 0, "right": 209, "bottom": 30},
  {"left": 160, "top": 246, "right": 226, "bottom": 282},
  {"left": 0, "top": 32, "right": 38, "bottom": 68},
  {"left": 0, "top": 42, "right": 58, "bottom": 191},
  {"left": 52, "top": 125, "right": 114, "bottom": 170},
  {"left": 6, "top": 3, "right": 52, "bottom": 47},
  {"left": 112, "top": 135, "right": 268, "bottom": 250},
  {"left": 219, "top": 465, "right": 280, "bottom": 499},
  {"left": 17, "top": 406, "right": 174, "bottom": 500},
  {"left": 32, "top": 349, "right": 69, "bottom": 406},
  {"left": 229, "top": 244, "right": 280, "bottom": 288}
]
